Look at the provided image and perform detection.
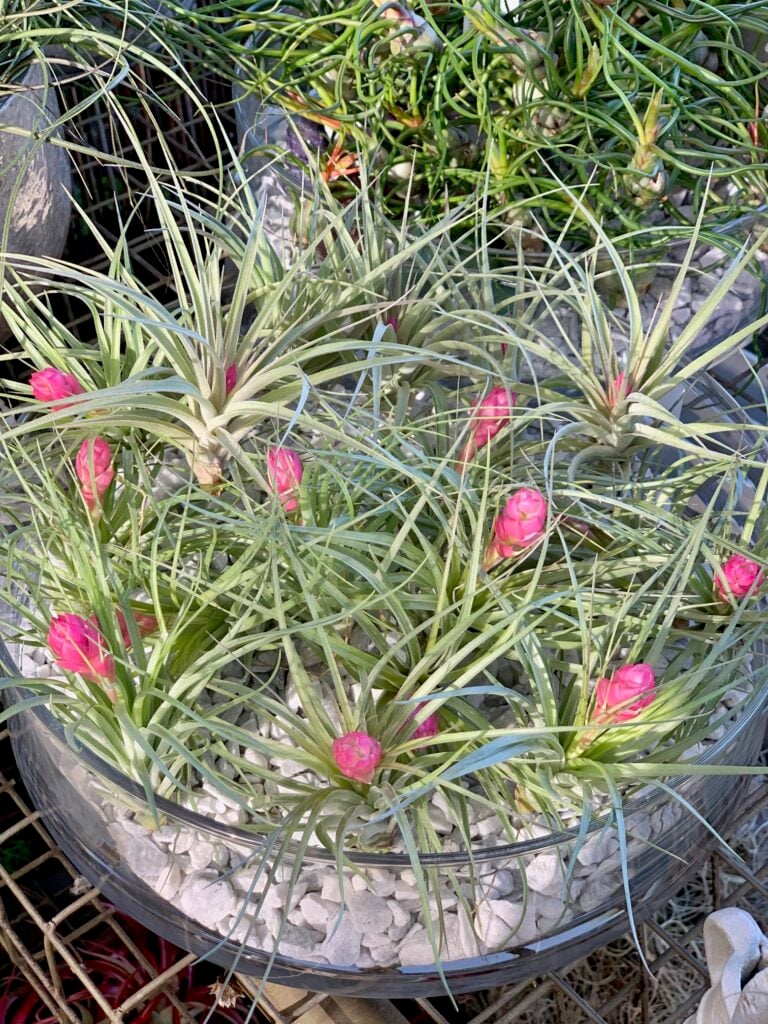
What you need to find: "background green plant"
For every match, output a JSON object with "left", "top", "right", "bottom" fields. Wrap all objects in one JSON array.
[{"left": 233, "top": 0, "right": 768, "bottom": 246}]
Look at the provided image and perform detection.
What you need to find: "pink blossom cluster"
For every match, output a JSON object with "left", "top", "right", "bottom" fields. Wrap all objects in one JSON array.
[{"left": 267, "top": 447, "right": 303, "bottom": 513}]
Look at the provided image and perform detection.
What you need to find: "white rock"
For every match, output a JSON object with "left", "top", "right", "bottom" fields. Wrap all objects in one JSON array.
[
  {"left": 276, "top": 923, "right": 323, "bottom": 956},
  {"left": 387, "top": 900, "right": 410, "bottom": 929},
  {"left": 476, "top": 899, "right": 537, "bottom": 949},
  {"left": 108, "top": 825, "right": 170, "bottom": 887},
  {"left": 188, "top": 841, "right": 216, "bottom": 871},
  {"left": 576, "top": 830, "right": 619, "bottom": 867},
  {"left": 524, "top": 853, "right": 562, "bottom": 896},
  {"left": 578, "top": 872, "right": 621, "bottom": 911},
  {"left": 321, "top": 874, "right": 354, "bottom": 902},
  {"left": 370, "top": 941, "right": 397, "bottom": 963},
  {"left": 476, "top": 814, "right": 502, "bottom": 838},
  {"left": 155, "top": 862, "right": 183, "bottom": 900},
  {"left": 269, "top": 756, "right": 306, "bottom": 778},
  {"left": 398, "top": 931, "right": 435, "bottom": 967},
  {"left": 244, "top": 748, "right": 268, "bottom": 769},
  {"left": 369, "top": 868, "right": 396, "bottom": 898},
  {"left": 176, "top": 872, "right": 237, "bottom": 928},
  {"left": 321, "top": 919, "right": 362, "bottom": 964},
  {"left": 299, "top": 894, "right": 339, "bottom": 933},
  {"left": 346, "top": 891, "right": 394, "bottom": 934}
]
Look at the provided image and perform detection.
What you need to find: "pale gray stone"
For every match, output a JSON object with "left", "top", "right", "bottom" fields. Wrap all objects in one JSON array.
[
  {"left": 398, "top": 930, "right": 435, "bottom": 967},
  {"left": 275, "top": 923, "right": 323, "bottom": 955},
  {"left": 299, "top": 894, "right": 339, "bottom": 932},
  {"left": 155, "top": 862, "right": 183, "bottom": 900},
  {"left": 476, "top": 899, "right": 538, "bottom": 949},
  {"left": 188, "top": 841, "right": 216, "bottom": 871},
  {"left": 370, "top": 941, "right": 398, "bottom": 963},
  {"left": 387, "top": 899, "right": 410, "bottom": 929},
  {"left": 576, "top": 830, "right": 619, "bottom": 867},
  {"left": 321, "top": 874, "right": 354, "bottom": 902},
  {"left": 525, "top": 852, "right": 563, "bottom": 896},
  {"left": 321, "top": 919, "right": 362, "bottom": 964},
  {"left": 176, "top": 872, "right": 237, "bottom": 928},
  {"left": 108, "top": 825, "right": 170, "bottom": 887},
  {"left": 369, "top": 868, "right": 396, "bottom": 898},
  {"left": 346, "top": 891, "right": 394, "bottom": 934}
]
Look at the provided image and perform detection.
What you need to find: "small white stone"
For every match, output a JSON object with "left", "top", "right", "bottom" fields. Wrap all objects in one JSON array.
[
  {"left": 269, "top": 756, "right": 305, "bottom": 778},
  {"left": 176, "top": 872, "right": 237, "bottom": 928},
  {"left": 576, "top": 830, "right": 619, "bottom": 867},
  {"left": 299, "top": 894, "right": 338, "bottom": 932},
  {"left": 369, "top": 941, "right": 397, "bottom": 964},
  {"left": 107, "top": 825, "right": 170, "bottom": 887},
  {"left": 346, "top": 891, "right": 393, "bottom": 934},
  {"left": 369, "top": 868, "right": 396, "bottom": 898},
  {"left": 476, "top": 814, "right": 502, "bottom": 838},
  {"left": 321, "top": 874, "right": 354, "bottom": 902},
  {"left": 120, "top": 819, "right": 151, "bottom": 839},
  {"left": 321, "top": 919, "right": 362, "bottom": 964},
  {"left": 398, "top": 931, "right": 435, "bottom": 967},
  {"left": 476, "top": 899, "right": 538, "bottom": 949},
  {"left": 393, "top": 882, "right": 420, "bottom": 901},
  {"left": 276, "top": 923, "right": 323, "bottom": 956},
  {"left": 525, "top": 853, "right": 562, "bottom": 896},
  {"left": 188, "top": 841, "right": 216, "bottom": 871},
  {"left": 155, "top": 862, "right": 183, "bottom": 900},
  {"left": 387, "top": 900, "right": 411, "bottom": 929}
]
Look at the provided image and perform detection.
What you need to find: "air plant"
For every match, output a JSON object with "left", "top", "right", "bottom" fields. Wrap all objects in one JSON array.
[{"left": 1, "top": 170, "right": 768, "bottom": 988}]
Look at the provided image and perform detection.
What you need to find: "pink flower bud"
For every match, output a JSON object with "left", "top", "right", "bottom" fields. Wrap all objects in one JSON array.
[
  {"left": 30, "top": 367, "right": 84, "bottom": 408},
  {"left": 76, "top": 437, "right": 115, "bottom": 510},
  {"left": 714, "top": 554, "right": 765, "bottom": 602},
  {"left": 225, "top": 364, "right": 237, "bottom": 395},
  {"left": 607, "top": 371, "right": 631, "bottom": 409},
  {"left": 116, "top": 609, "right": 158, "bottom": 648},
  {"left": 332, "top": 731, "right": 382, "bottom": 784},
  {"left": 267, "top": 447, "right": 303, "bottom": 513},
  {"left": 461, "top": 386, "right": 516, "bottom": 465},
  {"left": 593, "top": 663, "right": 655, "bottom": 724},
  {"left": 48, "top": 613, "right": 115, "bottom": 683},
  {"left": 492, "top": 488, "right": 548, "bottom": 558},
  {"left": 408, "top": 703, "right": 439, "bottom": 743}
]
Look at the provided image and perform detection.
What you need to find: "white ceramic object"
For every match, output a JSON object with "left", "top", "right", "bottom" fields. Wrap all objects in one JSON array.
[{"left": 685, "top": 909, "right": 768, "bottom": 1024}]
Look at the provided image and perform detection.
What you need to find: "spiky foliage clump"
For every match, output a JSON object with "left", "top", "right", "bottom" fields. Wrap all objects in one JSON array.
[
  {"left": 232, "top": 0, "right": 768, "bottom": 246},
  {"left": 0, "top": 181, "right": 767, "bottom": 874}
]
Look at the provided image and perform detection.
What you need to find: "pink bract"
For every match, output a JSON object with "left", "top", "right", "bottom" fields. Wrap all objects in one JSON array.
[
  {"left": 267, "top": 447, "right": 303, "bottom": 512},
  {"left": 225, "top": 364, "right": 238, "bottom": 395},
  {"left": 714, "top": 554, "right": 765, "bottom": 602},
  {"left": 332, "top": 731, "right": 383, "bottom": 784},
  {"left": 47, "top": 613, "right": 115, "bottom": 683},
  {"left": 408, "top": 703, "right": 439, "bottom": 742},
  {"left": 30, "top": 367, "right": 84, "bottom": 408},
  {"left": 116, "top": 609, "right": 159, "bottom": 648},
  {"left": 493, "top": 487, "right": 548, "bottom": 557},
  {"left": 75, "top": 437, "right": 115, "bottom": 509},
  {"left": 469, "top": 386, "right": 515, "bottom": 451},
  {"left": 593, "top": 663, "right": 655, "bottom": 724}
]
